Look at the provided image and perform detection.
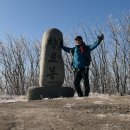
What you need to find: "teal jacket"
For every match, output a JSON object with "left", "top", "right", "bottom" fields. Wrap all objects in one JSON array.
[{"left": 62, "top": 41, "right": 100, "bottom": 68}]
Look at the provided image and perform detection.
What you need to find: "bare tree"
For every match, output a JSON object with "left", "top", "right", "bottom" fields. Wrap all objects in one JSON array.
[
  {"left": 62, "top": 37, "right": 74, "bottom": 88},
  {"left": 107, "top": 11, "right": 130, "bottom": 94},
  {"left": 0, "top": 35, "right": 40, "bottom": 95},
  {"left": 0, "top": 11, "right": 129, "bottom": 95}
]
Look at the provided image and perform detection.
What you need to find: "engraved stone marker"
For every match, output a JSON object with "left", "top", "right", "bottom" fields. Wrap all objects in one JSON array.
[
  {"left": 39, "top": 28, "right": 64, "bottom": 87},
  {"left": 27, "top": 28, "right": 74, "bottom": 101}
]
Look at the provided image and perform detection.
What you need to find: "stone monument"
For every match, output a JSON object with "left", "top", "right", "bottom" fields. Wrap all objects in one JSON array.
[
  {"left": 27, "top": 28, "right": 74, "bottom": 101},
  {"left": 39, "top": 28, "right": 64, "bottom": 87}
]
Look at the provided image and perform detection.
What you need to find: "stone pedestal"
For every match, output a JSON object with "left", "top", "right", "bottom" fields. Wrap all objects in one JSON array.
[{"left": 27, "top": 86, "right": 75, "bottom": 101}]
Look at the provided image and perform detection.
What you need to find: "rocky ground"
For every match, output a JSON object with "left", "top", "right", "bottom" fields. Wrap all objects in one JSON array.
[{"left": 0, "top": 94, "right": 130, "bottom": 130}]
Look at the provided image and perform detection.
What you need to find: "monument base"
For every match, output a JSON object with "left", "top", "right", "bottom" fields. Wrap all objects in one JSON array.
[{"left": 27, "top": 86, "right": 75, "bottom": 101}]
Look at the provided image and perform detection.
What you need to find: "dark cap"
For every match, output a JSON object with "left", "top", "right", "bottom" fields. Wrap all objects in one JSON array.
[{"left": 75, "top": 36, "right": 83, "bottom": 42}]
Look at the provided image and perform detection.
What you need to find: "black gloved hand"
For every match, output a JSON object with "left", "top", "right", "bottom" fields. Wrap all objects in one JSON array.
[{"left": 98, "top": 34, "right": 104, "bottom": 43}]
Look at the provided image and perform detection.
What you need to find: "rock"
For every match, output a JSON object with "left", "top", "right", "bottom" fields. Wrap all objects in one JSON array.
[
  {"left": 39, "top": 28, "right": 64, "bottom": 87},
  {"left": 27, "top": 86, "right": 75, "bottom": 101},
  {"left": 27, "top": 86, "right": 42, "bottom": 101}
]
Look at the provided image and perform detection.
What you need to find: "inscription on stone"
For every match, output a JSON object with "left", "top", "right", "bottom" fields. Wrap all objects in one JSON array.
[{"left": 39, "top": 28, "right": 64, "bottom": 87}]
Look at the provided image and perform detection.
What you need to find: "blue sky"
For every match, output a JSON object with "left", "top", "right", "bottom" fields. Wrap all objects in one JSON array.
[{"left": 0, "top": 0, "right": 130, "bottom": 41}]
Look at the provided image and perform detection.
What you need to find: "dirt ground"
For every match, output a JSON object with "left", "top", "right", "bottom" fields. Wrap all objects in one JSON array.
[{"left": 0, "top": 95, "right": 130, "bottom": 130}]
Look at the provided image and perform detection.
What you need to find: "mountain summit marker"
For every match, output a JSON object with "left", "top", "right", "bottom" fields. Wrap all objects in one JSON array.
[{"left": 27, "top": 28, "right": 74, "bottom": 101}]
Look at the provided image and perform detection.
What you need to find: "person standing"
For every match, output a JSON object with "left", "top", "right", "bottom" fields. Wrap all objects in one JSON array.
[{"left": 62, "top": 34, "right": 104, "bottom": 97}]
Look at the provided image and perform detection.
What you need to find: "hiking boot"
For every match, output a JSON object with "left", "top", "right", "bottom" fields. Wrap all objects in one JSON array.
[
  {"left": 78, "top": 93, "right": 83, "bottom": 97},
  {"left": 85, "top": 91, "right": 89, "bottom": 97}
]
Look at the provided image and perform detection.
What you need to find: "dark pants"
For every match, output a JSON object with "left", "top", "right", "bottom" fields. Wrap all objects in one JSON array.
[{"left": 74, "top": 68, "right": 90, "bottom": 97}]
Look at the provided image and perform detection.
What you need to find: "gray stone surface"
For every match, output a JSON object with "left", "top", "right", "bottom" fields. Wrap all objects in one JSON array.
[
  {"left": 39, "top": 28, "right": 64, "bottom": 87},
  {"left": 27, "top": 86, "right": 75, "bottom": 101}
]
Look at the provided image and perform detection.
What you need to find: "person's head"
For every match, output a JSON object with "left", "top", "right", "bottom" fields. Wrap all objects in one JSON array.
[{"left": 74, "top": 36, "right": 83, "bottom": 45}]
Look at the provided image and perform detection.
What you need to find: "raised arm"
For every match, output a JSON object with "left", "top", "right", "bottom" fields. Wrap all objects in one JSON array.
[
  {"left": 89, "top": 34, "right": 104, "bottom": 51},
  {"left": 62, "top": 45, "right": 72, "bottom": 53},
  {"left": 89, "top": 41, "right": 100, "bottom": 51}
]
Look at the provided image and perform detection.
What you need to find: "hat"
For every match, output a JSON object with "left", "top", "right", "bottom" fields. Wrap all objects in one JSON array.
[{"left": 75, "top": 36, "right": 83, "bottom": 42}]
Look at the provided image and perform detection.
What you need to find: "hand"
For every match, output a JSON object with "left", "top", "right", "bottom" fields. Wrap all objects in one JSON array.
[{"left": 98, "top": 34, "right": 104, "bottom": 43}]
